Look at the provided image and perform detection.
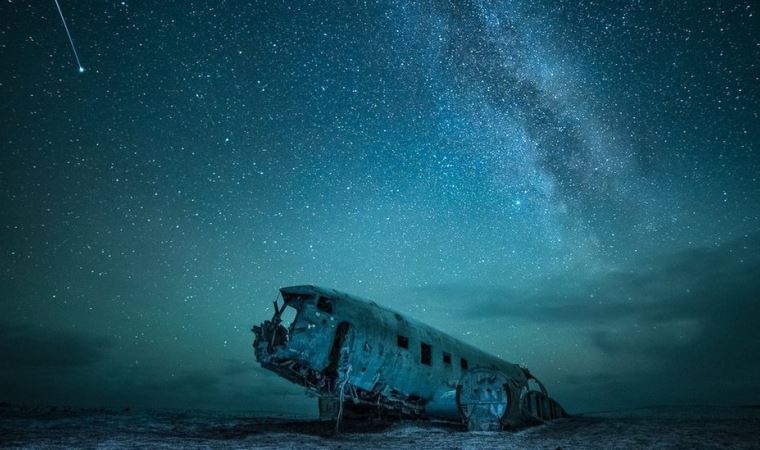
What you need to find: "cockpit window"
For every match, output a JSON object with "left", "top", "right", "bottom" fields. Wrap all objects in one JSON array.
[
  {"left": 279, "top": 304, "right": 298, "bottom": 330},
  {"left": 317, "top": 296, "right": 333, "bottom": 314}
]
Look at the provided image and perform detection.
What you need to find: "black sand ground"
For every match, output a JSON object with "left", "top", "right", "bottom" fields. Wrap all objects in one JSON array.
[{"left": 1, "top": 405, "right": 758, "bottom": 449}]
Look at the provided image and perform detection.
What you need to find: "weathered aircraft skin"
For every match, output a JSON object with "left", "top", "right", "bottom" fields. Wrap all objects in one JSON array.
[{"left": 252, "top": 285, "right": 567, "bottom": 431}]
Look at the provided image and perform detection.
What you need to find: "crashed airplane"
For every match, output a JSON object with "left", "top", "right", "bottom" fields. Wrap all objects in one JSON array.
[{"left": 252, "top": 285, "right": 567, "bottom": 431}]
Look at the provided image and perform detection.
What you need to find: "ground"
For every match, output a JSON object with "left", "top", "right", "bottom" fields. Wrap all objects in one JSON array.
[{"left": 1, "top": 405, "right": 758, "bottom": 449}]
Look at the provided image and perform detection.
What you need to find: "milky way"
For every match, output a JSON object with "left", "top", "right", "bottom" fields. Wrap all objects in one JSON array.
[{"left": 1, "top": 1, "right": 758, "bottom": 412}]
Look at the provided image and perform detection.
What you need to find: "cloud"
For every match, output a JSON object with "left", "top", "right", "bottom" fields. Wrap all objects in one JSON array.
[
  {"left": 417, "top": 233, "right": 760, "bottom": 409},
  {"left": 0, "top": 320, "right": 309, "bottom": 411},
  {"left": 452, "top": 233, "right": 759, "bottom": 324},
  {"left": 0, "top": 324, "right": 113, "bottom": 370}
]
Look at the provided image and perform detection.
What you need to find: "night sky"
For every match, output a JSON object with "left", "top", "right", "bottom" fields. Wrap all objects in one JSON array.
[{"left": 1, "top": 0, "right": 758, "bottom": 414}]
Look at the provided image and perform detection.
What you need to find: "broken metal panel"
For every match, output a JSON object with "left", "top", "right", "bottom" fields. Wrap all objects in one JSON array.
[
  {"left": 457, "top": 369, "right": 511, "bottom": 431},
  {"left": 252, "top": 285, "right": 567, "bottom": 430},
  {"left": 279, "top": 300, "right": 334, "bottom": 368}
]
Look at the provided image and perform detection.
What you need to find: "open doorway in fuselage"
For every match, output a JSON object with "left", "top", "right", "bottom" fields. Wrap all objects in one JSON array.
[{"left": 325, "top": 321, "right": 351, "bottom": 382}]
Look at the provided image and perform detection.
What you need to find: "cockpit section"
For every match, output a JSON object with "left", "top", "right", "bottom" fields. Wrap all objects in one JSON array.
[{"left": 252, "top": 292, "right": 342, "bottom": 394}]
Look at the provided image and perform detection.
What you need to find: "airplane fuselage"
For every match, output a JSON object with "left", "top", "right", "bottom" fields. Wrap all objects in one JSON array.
[{"left": 252, "top": 285, "right": 565, "bottom": 430}]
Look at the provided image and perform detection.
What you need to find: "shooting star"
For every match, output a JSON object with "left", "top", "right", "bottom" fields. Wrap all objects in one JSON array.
[{"left": 53, "top": 0, "right": 84, "bottom": 73}]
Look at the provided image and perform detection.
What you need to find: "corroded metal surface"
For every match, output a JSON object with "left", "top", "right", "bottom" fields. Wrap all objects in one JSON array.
[
  {"left": 252, "top": 285, "right": 567, "bottom": 430},
  {"left": 458, "top": 369, "right": 511, "bottom": 431}
]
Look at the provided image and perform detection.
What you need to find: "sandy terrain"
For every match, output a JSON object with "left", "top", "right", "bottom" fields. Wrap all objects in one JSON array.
[{"left": 1, "top": 405, "right": 758, "bottom": 449}]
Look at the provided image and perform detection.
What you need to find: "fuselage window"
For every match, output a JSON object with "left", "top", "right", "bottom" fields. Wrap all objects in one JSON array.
[
  {"left": 421, "top": 342, "right": 432, "bottom": 365},
  {"left": 461, "top": 358, "right": 469, "bottom": 370},
  {"left": 317, "top": 296, "right": 333, "bottom": 314},
  {"left": 397, "top": 335, "right": 409, "bottom": 349},
  {"left": 442, "top": 352, "right": 452, "bottom": 365}
]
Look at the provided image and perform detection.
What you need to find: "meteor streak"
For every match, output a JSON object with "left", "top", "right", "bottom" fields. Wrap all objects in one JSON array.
[{"left": 53, "top": 0, "right": 84, "bottom": 73}]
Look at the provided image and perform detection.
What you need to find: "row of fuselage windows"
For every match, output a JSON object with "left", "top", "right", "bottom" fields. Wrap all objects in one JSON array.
[
  {"left": 313, "top": 296, "right": 470, "bottom": 369},
  {"left": 397, "top": 334, "right": 469, "bottom": 369}
]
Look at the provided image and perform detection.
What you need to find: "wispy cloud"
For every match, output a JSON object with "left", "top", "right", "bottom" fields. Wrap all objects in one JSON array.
[
  {"left": 415, "top": 233, "right": 760, "bottom": 409},
  {"left": 0, "top": 324, "right": 113, "bottom": 369}
]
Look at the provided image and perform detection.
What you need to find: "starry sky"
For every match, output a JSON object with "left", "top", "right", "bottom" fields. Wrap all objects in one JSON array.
[{"left": 1, "top": 0, "right": 758, "bottom": 414}]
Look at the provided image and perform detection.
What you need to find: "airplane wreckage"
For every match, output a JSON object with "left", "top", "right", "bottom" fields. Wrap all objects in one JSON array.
[{"left": 252, "top": 285, "right": 567, "bottom": 431}]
